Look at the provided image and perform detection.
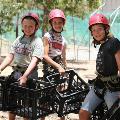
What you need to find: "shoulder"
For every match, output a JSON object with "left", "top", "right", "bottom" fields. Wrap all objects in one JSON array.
[
  {"left": 107, "top": 37, "right": 120, "bottom": 54},
  {"left": 108, "top": 36, "right": 119, "bottom": 41},
  {"left": 34, "top": 36, "right": 42, "bottom": 41},
  {"left": 12, "top": 36, "right": 22, "bottom": 44},
  {"left": 42, "top": 32, "right": 51, "bottom": 42},
  {"left": 43, "top": 32, "right": 51, "bottom": 38},
  {"left": 33, "top": 36, "right": 43, "bottom": 44},
  {"left": 15, "top": 36, "right": 22, "bottom": 41},
  {"left": 108, "top": 37, "right": 120, "bottom": 45},
  {"left": 62, "top": 36, "right": 67, "bottom": 45}
]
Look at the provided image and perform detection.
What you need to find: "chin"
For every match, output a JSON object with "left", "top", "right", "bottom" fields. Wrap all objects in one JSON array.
[
  {"left": 96, "top": 39, "right": 101, "bottom": 41},
  {"left": 55, "top": 30, "right": 60, "bottom": 32},
  {"left": 95, "top": 37, "right": 103, "bottom": 41}
]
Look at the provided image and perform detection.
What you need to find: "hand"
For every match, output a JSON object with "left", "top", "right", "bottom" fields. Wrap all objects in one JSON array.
[
  {"left": 57, "top": 66, "right": 65, "bottom": 75},
  {"left": 19, "top": 76, "right": 27, "bottom": 86}
]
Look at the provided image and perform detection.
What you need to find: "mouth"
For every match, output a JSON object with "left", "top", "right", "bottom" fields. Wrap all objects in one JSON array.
[{"left": 95, "top": 35, "right": 102, "bottom": 39}]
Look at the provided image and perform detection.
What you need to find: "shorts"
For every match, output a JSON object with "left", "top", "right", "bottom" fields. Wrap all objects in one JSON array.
[
  {"left": 81, "top": 86, "right": 120, "bottom": 113},
  {"left": 42, "top": 56, "right": 64, "bottom": 81}
]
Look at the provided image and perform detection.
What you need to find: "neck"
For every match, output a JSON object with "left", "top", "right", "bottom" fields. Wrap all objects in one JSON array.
[
  {"left": 51, "top": 28, "right": 62, "bottom": 34},
  {"left": 24, "top": 35, "right": 35, "bottom": 40},
  {"left": 51, "top": 29, "right": 61, "bottom": 36},
  {"left": 53, "top": 31, "right": 61, "bottom": 36}
]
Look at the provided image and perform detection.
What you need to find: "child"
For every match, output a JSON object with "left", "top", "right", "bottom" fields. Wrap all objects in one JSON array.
[
  {"left": 42, "top": 9, "right": 67, "bottom": 120},
  {"left": 79, "top": 13, "right": 120, "bottom": 120},
  {"left": 0, "top": 13, "right": 43, "bottom": 120}
]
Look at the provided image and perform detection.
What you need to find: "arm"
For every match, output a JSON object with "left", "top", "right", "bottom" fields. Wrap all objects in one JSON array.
[
  {"left": 0, "top": 53, "right": 14, "bottom": 71},
  {"left": 62, "top": 43, "right": 67, "bottom": 68},
  {"left": 19, "top": 56, "right": 39, "bottom": 85},
  {"left": 43, "top": 37, "right": 65, "bottom": 74},
  {"left": 115, "top": 50, "right": 120, "bottom": 75}
]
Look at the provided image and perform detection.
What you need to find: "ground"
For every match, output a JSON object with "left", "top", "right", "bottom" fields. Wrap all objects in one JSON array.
[{"left": 0, "top": 60, "right": 96, "bottom": 120}]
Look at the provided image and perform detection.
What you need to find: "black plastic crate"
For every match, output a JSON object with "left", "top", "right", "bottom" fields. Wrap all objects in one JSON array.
[
  {"left": 0, "top": 76, "right": 11, "bottom": 111},
  {"left": 9, "top": 79, "right": 56, "bottom": 120},
  {"left": 100, "top": 98, "right": 120, "bottom": 120},
  {"left": 90, "top": 102, "right": 108, "bottom": 120},
  {"left": 47, "top": 70, "right": 89, "bottom": 117}
]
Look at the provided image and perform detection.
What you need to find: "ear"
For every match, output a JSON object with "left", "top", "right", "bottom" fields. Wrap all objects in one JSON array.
[
  {"left": 36, "top": 25, "right": 39, "bottom": 30},
  {"left": 106, "top": 25, "right": 110, "bottom": 32},
  {"left": 22, "top": 29, "right": 24, "bottom": 33},
  {"left": 90, "top": 31, "right": 93, "bottom": 37}
]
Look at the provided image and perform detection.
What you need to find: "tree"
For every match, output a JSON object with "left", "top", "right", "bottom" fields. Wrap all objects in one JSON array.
[
  {"left": 0, "top": 0, "right": 27, "bottom": 35},
  {"left": 0, "top": 0, "right": 101, "bottom": 35},
  {"left": 33, "top": 0, "right": 101, "bottom": 34}
]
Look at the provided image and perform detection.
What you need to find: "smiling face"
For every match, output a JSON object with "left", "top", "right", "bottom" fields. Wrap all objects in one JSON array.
[
  {"left": 91, "top": 24, "right": 107, "bottom": 42},
  {"left": 51, "top": 17, "right": 64, "bottom": 32},
  {"left": 22, "top": 19, "right": 37, "bottom": 37}
]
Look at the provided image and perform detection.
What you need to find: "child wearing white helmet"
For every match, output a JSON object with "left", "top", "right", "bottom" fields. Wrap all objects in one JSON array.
[
  {"left": 79, "top": 13, "right": 120, "bottom": 120},
  {"left": 0, "top": 12, "right": 43, "bottom": 120}
]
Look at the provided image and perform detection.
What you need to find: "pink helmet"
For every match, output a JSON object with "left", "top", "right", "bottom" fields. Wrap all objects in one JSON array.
[
  {"left": 89, "top": 13, "right": 109, "bottom": 29},
  {"left": 21, "top": 13, "right": 40, "bottom": 27},
  {"left": 49, "top": 9, "right": 66, "bottom": 23}
]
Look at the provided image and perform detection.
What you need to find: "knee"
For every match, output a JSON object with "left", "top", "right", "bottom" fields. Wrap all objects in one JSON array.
[
  {"left": 79, "top": 109, "right": 90, "bottom": 120},
  {"left": 40, "top": 117, "right": 45, "bottom": 120},
  {"left": 8, "top": 113, "right": 16, "bottom": 120}
]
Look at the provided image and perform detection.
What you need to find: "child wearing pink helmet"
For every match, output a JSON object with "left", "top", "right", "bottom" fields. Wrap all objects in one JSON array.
[
  {"left": 79, "top": 13, "right": 120, "bottom": 120},
  {"left": 42, "top": 9, "right": 67, "bottom": 120},
  {"left": 43, "top": 8, "right": 67, "bottom": 81},
  {"left": 0, "top": 12, "right": 43, "bottom": 120}
]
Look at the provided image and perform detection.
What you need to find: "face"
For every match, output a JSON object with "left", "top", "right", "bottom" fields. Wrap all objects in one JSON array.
[
  {"left": 91, "top": 24, "right": 106, "bottom": 41},
  {"left": 51, "top": 17, "right": 64, "bottom": 32},
  {"left": 22, "top": 19, "right": 37, "bottom": 37}
]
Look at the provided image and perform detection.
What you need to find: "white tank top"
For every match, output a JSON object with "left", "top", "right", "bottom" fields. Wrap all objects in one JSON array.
[{"left": 43, "top": 30, "right": 66, "bottom": 58}]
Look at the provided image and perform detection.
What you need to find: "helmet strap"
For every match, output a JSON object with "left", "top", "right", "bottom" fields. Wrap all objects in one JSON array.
[
  {"left": 51, "top": 27, "right": 63, "bottom": 33},
  {"left": 49, "top": 21, "right": 63, "bottom": 33}
]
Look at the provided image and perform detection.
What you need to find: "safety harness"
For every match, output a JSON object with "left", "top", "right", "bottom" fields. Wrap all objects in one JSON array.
[{"left": 91, "top": 73, "right": 120, "bottom": 99}]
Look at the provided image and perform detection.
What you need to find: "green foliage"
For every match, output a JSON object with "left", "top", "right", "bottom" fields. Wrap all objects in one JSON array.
[
  {"left": 0, "top": 0, "right": 101, "bottom": 35},
  {"left": 88, "top": 0, "right": 100, "bottom": 12},
  {"left": 0, "top": 0, "right": 27, "bottom": 35}
]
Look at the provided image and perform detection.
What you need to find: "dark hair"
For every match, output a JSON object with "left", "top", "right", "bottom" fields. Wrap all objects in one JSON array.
[{"left": 22, "top": 16, "right": 38, "bottom": 25}]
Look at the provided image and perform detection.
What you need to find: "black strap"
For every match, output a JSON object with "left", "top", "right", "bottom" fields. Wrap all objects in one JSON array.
[{"left": 92, "top": 77, "right": 106, "bottom": 99}]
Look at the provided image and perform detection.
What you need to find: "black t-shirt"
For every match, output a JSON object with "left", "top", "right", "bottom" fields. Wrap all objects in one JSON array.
[{"left": 96, "top": 37, "right": 120, "bottom": 76}]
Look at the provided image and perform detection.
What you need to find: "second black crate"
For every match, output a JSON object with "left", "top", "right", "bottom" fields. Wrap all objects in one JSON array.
[
  {"left": 0, "top": 76, "right": 11, "bottom": 111},
  {"left": 47, "top": 70, "right": 89, "bottom": 117}
]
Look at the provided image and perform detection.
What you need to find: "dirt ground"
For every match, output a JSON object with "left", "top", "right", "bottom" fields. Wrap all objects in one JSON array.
[{"left": 0, "top": 60, "right": 96, "bottom": 120}]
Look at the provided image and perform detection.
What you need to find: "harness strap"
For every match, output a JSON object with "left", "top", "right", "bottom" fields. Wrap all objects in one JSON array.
[
  {"left": 12, "top": 65, "right": 26, "bottom": 73},
  {"left": 94, "top": 75, "right": 120, "bottom": 93},
  {"left": 95, "top": 71, "right": 117, "bottom": 82},
  {"left": 100, "top": 75, "right": 117, "bottom": 82},
  {"left": 93, "top": 78, "right": 106, "bottom": 99}
]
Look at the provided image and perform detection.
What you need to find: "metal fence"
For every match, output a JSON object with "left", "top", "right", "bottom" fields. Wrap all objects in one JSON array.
[{"left": 0, "top": 38, "right": 12, "bottom": 58}]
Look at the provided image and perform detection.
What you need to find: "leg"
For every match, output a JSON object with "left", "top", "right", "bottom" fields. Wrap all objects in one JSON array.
[
  {"left": 60, "top": 116, "right": 65, "bottom": 120},
  {"left": 8, "top": 112, "right": 16, "bottom": 120},
  {"left": 79, "top": 87, "right": 103, "bottom": 120},
  {"left": 104, "top": 90, "right": 120, "bottom": 109},
  {"left": 40, "top": 117, "right": 45, "bottom": 120},
  {"left": 79, "top": 109, "right": 91, "bottom": 120},
  {"left": 57, "top": 116, "right": 65, "bottom": 120},
  {"left": 23, "top": 118, "right": 29, "bottom": 120}
]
